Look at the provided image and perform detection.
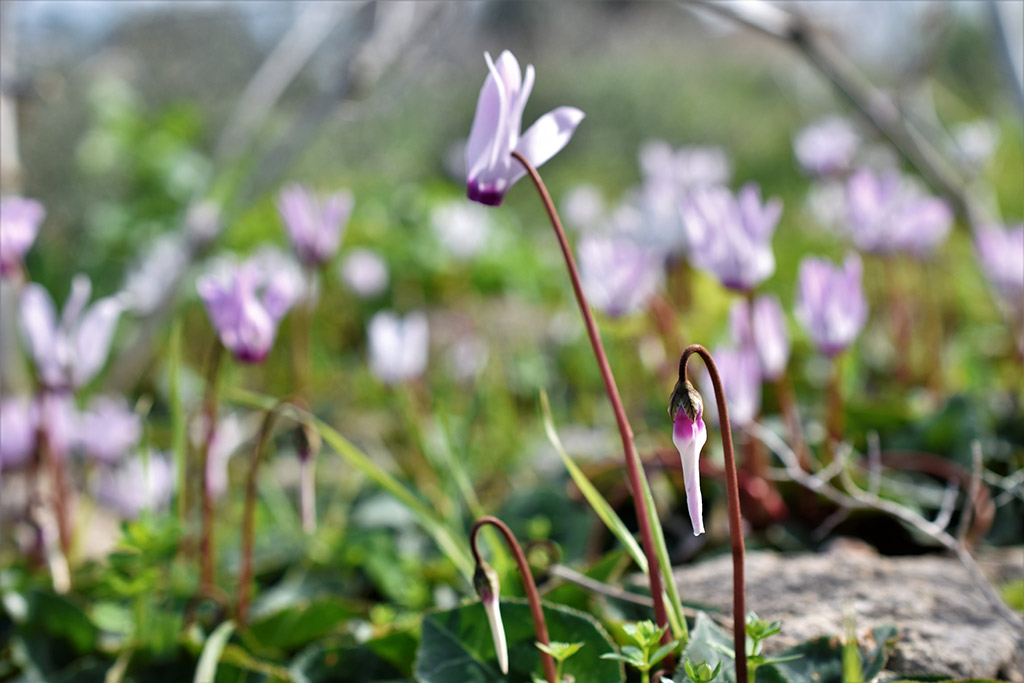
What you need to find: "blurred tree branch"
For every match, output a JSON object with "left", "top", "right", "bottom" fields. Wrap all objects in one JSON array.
[
  {"left": 106, "top": 1, "right": 447, "bottom": 393},
  {"left": 746, "top": 422, "right": 1021, "bottom": 632},
  {"left": 678, "top": 0, "right": 994, "bottom": 230}
]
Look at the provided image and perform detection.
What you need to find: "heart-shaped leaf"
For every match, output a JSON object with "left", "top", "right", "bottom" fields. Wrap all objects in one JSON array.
[{"left": 415, "top": 600, "right": 624, "bottom": 683}]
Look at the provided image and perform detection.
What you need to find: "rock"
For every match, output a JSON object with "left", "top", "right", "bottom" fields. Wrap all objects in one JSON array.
[{"left": 665, "top": 542, "right": 1024, "bottom": 680}]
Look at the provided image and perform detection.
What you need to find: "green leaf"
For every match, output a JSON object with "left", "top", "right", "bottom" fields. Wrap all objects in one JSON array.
[
  {"left": 225, "top": 387, "right": 473, "bottom": 578},
  {"left": 194, "top": 620, "right": 236, "bottom": 683},
  {"left": 247, "top": 597, "right": 362, "bottom": 653},
  {"left": 679, "top": 613, "right": 736, "bottom": 683},
  {"left": 538, "top": 390, "right": 647, "bottom": 573},
  {"left": 289, "top": 643, "right": 408, "bottom": 683},
  {"left": 769, "top": 623, "right": 899, "bottom": 683},
  {"left": 415, "top": 600, "right": 624, "bottom": 683}
]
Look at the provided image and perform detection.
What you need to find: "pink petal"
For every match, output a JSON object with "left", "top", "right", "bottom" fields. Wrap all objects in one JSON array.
[
  {"left": 513, "top": 106, "right": 585, "bottom": 181},
  {"left": 72, "top": 297, "right": 122, "bottom": 387},
  {"left": 19, "top": 284, "right": 60, "bottom": 384}
]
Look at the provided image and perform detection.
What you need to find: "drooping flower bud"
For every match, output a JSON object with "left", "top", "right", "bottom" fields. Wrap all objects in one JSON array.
[
  {"left": 473, "top": 560, "right": 508, "bottom": 674},
  {"left": 669, "top": 378, "right": 708, "bottom": 536}
]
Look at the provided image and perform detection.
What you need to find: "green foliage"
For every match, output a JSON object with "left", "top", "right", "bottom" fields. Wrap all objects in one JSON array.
[
  {"left": 415, "top": 600, "right": 623, "bottom": 683},
  {"left": 601, "top": 621, "right": 679, "bottom": 683}
]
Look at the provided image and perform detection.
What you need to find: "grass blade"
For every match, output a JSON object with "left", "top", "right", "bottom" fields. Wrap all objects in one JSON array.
[{"left": 194, "top": 620, "right": 235, "bottom": 683}]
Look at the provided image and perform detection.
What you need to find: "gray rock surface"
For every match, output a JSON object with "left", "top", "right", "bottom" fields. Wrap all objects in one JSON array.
[{"left": 666, "top": 541, "right": 1024, "bottom": 680}]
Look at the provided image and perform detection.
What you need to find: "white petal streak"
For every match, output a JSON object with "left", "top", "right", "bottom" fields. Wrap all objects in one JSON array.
[{"left": 514, "top": 107, "right": 585, "bottom": 180}]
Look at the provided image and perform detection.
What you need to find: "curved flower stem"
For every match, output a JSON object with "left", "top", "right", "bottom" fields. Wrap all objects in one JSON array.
[
  {"left": 199, "top": 340, "right": 224, "bottom": 595},
  {"left": 511, "top": 151, "right": 671, "bottom": 645},
  {"left": 678, "top": 344, "right": 748, "bottom": 683},
  {"left": 470, "top": 516, "right": 557, "bottom": 683}
]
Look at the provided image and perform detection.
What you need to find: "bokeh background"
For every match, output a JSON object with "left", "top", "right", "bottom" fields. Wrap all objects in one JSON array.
[{"left": 0, "top": 1, "right": 1022, "bottom": 680}]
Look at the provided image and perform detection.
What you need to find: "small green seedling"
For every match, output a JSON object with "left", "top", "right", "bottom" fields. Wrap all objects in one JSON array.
[
  {"left": 682, "top": 658, "right": 722, "bottom": 683},
  {"left": 533, "top": 641, "right": 584, "bottom": 683},
  {"left": 601, "top": 620, "right": 680, "bottom": 683},
  {"left": 710, "top": 611, "right": 802, "bottom": 677}
]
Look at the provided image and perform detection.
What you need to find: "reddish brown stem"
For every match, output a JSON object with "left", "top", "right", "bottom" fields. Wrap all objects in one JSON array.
[
  {"left": 237, "top": 404, "right": 283, "bottom": 627},
  {"left": 679, "top": 344, "right": 748, "bottom": 683},
  {"left": 511, "top": 151, "right": 671, "bottom": 643},
  {"left": 825, "top": 354, "right": 844, "bottom": 463},
  {"left": 471, "top": 516, "right": 556, "bottom": 683},
  {"left": 38, "top": 410, "right": 72, "bottom": 584},
  {"left": 199, "top": 341, "right": 224, "bottom": 595}
]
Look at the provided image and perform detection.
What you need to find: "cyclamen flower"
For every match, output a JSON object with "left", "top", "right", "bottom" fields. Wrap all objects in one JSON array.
[
  {"left": 561, "top": 184, "right": 605, "bottom": 230},
  {"left": 77, "top": 395, "right": 141, "bottom": 464},
  {"left": 578, "top": 235, "right": 664, "bottom": 317},
  {"left": 95, "top": 452, "right": 175, "bottom": 519},
  {"left": 637, "top": 141, "right": 731, "bottom": 256},
  {"left": 793, "top": 117, "right": 860, "bottom": 177},
  {"left": 19, "top": 275, "right": 123, "bottom": 389},
  {"left": 702, "top": 346, "right": 762, "bottom": 427},
  {"left": 202, "top": 412, "right": 258, "bottom": 499},
  {"left": 339, "top": 248, "right": 389, "bottom": 298},
  {"left": 0, "top": 196, "right": 44, "bottom": 277},
  {"left": 795, "top": 253, "right": 868, "bottom": 356},
  {"left": 367, "top": 311, "right": 429, "bottom": 385},
  {"left": 730, "top": 295, "right": 791, "bottom": 381},
  {"left": 680, "top": 183, "right": 782, "bottom": 291},
  {"left": 639, "top": 140, "right": 732, "bottom": 190},
  {"left": 430, "top": 200, "right": 492, "bottom": 259},
  {"left": 466, "top": 50, "right": 584, "bottom": 206},
  {"left": 0, "top": 397, "right": 37, "bottom": 471},
  {"left": 845, "top": 168, "right": 953, "bottom": 258},
  {"left": 277, "top": 185, "right": 354, "bottom": 267},
  {"left": 975, "top": 224, "right": 1024, "bottom": 305},
  {"left": 473, "top": 561, "right": 508, "bottom": 674},
  {"left": 197, "top": 248, "right": 303, "bottom": 363},
  {"left": 669, "top": 379, "right": 708, "bottom": 536}
]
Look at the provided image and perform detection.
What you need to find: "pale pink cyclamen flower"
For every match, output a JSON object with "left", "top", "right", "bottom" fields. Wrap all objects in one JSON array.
[
  {"left": 701, "top": 346, "right": 762, "bottom": 428},
  {"left": 578, "top": 235, "right": 665, "bottom": 317},
  {"left": 669, "top": 379, "right": 708, "bottom": 536},
  {"left": 975, "top": 224, "right": 1024, "bottom": 305},
  {"left": 0, "top": 396, "right": 37, "bottom": 472},
  {"left": 730, "top": 295, "right": 791, "bottom": 381},
  {"left": 637, "top": 141, "right": 731, "bottom": 256},
  {"left": 0, "top": 197, "right": 44, "bottom": 277},
  {"left": 795, "top": 253, "right": 868, "bottom": 357},
  {"left": 339, "top": 248, "right": 389, "bottom": 298},
  {"left": 793, "top": 116, "right": 860, "bottom": 177},
  {"left": 679, "top": 183, "right": 783, "bottom": 291},
  {"left": 95, "top": 451, "right": 175, "bottom": 519},
  {"left": 845, "top": 168, "right": 953, "bottom": 258},
  {"left": 367, "top": 311, "right": 429, "bottom": 385},
  {"left": 277, "top": 185, "right": 354, "bottom": 267},
  {"left": 466, "top": 50, "right": 584, "bottom": 206},
  {"left": 37, "top": 392, "right": 78, "bottom": 457},
  {"left": 561, "top": 184, "right": 605, "bottom": 231},
  {"left": 19, "top": 275, "right": 123, "bottom": 389},
  {"left": 196, "top": 248, "right": 303, "bottom": 363},
  {"left": 77, "top": 395, "right": 141, "bottom": 464},
  {"left": 639, "top": 140, "right": 732, "bottom": 190}
]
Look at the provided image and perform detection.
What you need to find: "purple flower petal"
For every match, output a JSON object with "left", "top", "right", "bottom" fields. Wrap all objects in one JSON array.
[{"left": 0, "top": 197, "right": 44, "bottom": 277}]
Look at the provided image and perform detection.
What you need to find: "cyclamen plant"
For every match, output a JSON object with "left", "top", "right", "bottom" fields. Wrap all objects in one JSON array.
[{"left": 465, "top": 49, "right": 678, "bottom": 648}]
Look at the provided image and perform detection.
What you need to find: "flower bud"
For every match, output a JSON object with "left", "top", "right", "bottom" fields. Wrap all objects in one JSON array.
[
  {"left": 669, "top": 379, "right": 708, "bottom": 536},
  {"left": 473, "top": 561, "right": 508, "bottom": 674}
]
